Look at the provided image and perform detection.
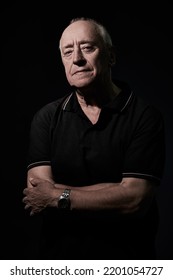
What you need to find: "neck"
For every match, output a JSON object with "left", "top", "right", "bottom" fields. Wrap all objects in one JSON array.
[{"left": 76, "top": 82, "right": 121, "bottom": 107}]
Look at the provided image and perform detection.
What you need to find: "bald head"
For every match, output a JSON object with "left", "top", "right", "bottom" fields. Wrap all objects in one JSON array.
[{"left": 59, "top": 18, "right": 112, "bottom": 50}]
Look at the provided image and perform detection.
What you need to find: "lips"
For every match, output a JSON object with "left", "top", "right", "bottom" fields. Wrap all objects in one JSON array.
[{"left": 72, "top": 69, "right": 90, "bottom": 75}]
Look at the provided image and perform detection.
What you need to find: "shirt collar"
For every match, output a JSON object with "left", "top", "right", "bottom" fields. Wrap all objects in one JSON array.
[{"left": 62, "top": 80, "right": 133, "bottom": 113}]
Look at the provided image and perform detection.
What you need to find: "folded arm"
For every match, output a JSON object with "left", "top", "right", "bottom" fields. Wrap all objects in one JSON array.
[{"left": 23, "top": 165, "right": 156, "bottom": 216}]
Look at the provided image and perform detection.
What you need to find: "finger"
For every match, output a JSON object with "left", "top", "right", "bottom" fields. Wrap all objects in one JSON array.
[
  {"left": 24, "top": 204, "right": 31, "bottom": 210},
  {"left": 29, "top": 177, "right": 37, "bottom": 186},
  {"left": 29, "top": 177, "right": 43, "bottom": 187},
  {"left": 22, "top": 196, "right": 28, "bottom": 203},
  {"left": 23, "top": 188, "right": 28, "bottom": 195},
  {"left": 30, "top": 210, "right": 36, "bottom": 216}
]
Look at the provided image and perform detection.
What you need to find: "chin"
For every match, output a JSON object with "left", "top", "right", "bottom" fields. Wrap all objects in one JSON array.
[{"left": 71, "top": 78, "right": 95, "bottom": 89}]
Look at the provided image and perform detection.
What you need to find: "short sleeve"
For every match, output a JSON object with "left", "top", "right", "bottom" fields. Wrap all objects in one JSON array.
[
  {"left": 122, "top": 106, "right": 165, "bottom": 184},
  {"left": 27, "top": 101, "right": 58, "bottom": 170}
]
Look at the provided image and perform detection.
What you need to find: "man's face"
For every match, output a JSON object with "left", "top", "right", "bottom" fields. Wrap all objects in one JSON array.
[{"left": 59, "top": 20, "right": 110, "bottom": 89}]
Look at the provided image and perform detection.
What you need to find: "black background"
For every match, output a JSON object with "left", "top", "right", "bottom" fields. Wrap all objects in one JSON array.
[{"left": 1, "top": 2, "right": 172, "bottom": 259}]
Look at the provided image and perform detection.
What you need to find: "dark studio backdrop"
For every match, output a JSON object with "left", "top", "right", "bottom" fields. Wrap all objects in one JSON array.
[{"left": 1, "top": 2, "right": 172, "bottom": 259}]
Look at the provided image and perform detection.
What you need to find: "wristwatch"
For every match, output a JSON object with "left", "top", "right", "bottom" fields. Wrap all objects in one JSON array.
[{"left": 58, "top": 189, "right": 71, "bottom": 209}]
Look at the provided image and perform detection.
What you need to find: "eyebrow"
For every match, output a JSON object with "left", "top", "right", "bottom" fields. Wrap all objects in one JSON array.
[{"left": 62, "top": 40, "right": 96, "bottom": 49}]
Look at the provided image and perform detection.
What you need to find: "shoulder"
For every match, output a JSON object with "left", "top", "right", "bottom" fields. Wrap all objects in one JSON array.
[
  {"left": 126, "top": 94, "right": 165, "bottom": 140},
  {"left": 117, "top": 79, "right": 164, "bottom": 126},
  {"left": 133, "top": 95, "right": 164, "bottom": 123},
  {"left": 32, "top": 93, "right": 72, "bottom": 123}
]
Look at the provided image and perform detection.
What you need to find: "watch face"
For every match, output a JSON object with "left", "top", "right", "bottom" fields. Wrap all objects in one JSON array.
[{"left": 58, "top": 197, "right": 70, "bottom": 209}]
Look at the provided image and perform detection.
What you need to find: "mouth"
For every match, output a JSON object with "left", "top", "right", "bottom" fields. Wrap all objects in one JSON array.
[{"left": 73, "top": 69, "right": 90, "bottom": 75}]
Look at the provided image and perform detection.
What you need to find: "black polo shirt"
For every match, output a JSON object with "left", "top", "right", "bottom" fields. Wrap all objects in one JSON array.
[
  {"left": 27, "top": 82, "right": 165, "bottom": 187},
  {"left": 27, "top": 81, "right": 165, "bottom": 259}
]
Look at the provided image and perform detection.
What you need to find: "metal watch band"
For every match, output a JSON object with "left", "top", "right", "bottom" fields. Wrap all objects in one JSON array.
[
  {"left": 62, "top": 189, "right": 71, "bottom": 198},
  {"left": 58, "top": 188, "right": 71, "bottom": 209}
]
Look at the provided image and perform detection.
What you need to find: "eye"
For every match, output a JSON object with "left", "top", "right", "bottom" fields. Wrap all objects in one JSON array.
[
  {"left": 82, "top": 45, "right": 95, "bottom": 53},
  {"left": 63, "top": 49, "right": 73, "bottom": 57}
]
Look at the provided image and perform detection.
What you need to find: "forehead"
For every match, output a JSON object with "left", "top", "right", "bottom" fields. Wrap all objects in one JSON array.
[{"left": 60, "top": 21, "right": 102, "bottom": 46}]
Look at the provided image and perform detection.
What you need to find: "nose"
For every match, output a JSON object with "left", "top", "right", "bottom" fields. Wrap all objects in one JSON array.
[{"left": 73, "top": 48, "right": 86, "bottom": 65}]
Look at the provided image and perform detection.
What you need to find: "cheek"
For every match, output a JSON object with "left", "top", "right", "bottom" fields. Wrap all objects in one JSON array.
[
  {"left": 93, "top": 53, "right": 108, "bottom": 69},
  {"left": 64, "top": 67, "right": 73, "bottom": 85},
  {"left": 63, "top": 63, "right": 71, "bottom": 77},
  {"left": 62, "top": 58, "right": 70, "bottom": 69},
  {"left": 95, "top": 60, "right": 107, "bottom": 75}
]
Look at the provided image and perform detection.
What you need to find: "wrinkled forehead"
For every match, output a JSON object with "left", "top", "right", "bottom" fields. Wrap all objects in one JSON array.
[{"left": 60, "top": 21, "right": 102, "bottom": 48}]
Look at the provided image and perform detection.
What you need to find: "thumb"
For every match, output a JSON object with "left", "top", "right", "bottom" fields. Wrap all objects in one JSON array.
[{"left": 29, "top": 177, "right": 41, "bottom": 187}]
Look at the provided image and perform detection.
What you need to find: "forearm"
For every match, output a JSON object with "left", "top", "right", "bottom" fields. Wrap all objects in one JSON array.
[
  {"left": 54, "top": 182, "right": 119, "bottom": 191},
  {"left": 38, "top": 181, "right": 131, "bottom": 212},
  {"left": 26, "top": 167, "right": 155, "bottom": 215},
  {"left": 69, "top": 183, "right": 138, "bottom": 212},
  {"left": 55, "top": 179, "right": 154, "bottom": 214}
]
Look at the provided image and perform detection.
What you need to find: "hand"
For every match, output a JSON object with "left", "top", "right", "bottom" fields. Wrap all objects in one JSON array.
[{"left": 23, "top": 178, "right": 58, "bottom": 216}]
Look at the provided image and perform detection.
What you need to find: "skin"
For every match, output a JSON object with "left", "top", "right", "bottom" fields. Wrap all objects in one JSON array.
[{"left": 23, "top": 20, "right": 156, "bottom": 216}]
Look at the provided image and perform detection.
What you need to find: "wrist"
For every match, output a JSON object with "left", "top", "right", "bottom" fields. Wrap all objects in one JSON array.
[{"left": 58, "top": 189, "right": 71, "bottom": 209}]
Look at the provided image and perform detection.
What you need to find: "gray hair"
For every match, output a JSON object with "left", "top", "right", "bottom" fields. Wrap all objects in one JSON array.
[{"left": 69, "top": 17, "right": 113, "bottom": 47}]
